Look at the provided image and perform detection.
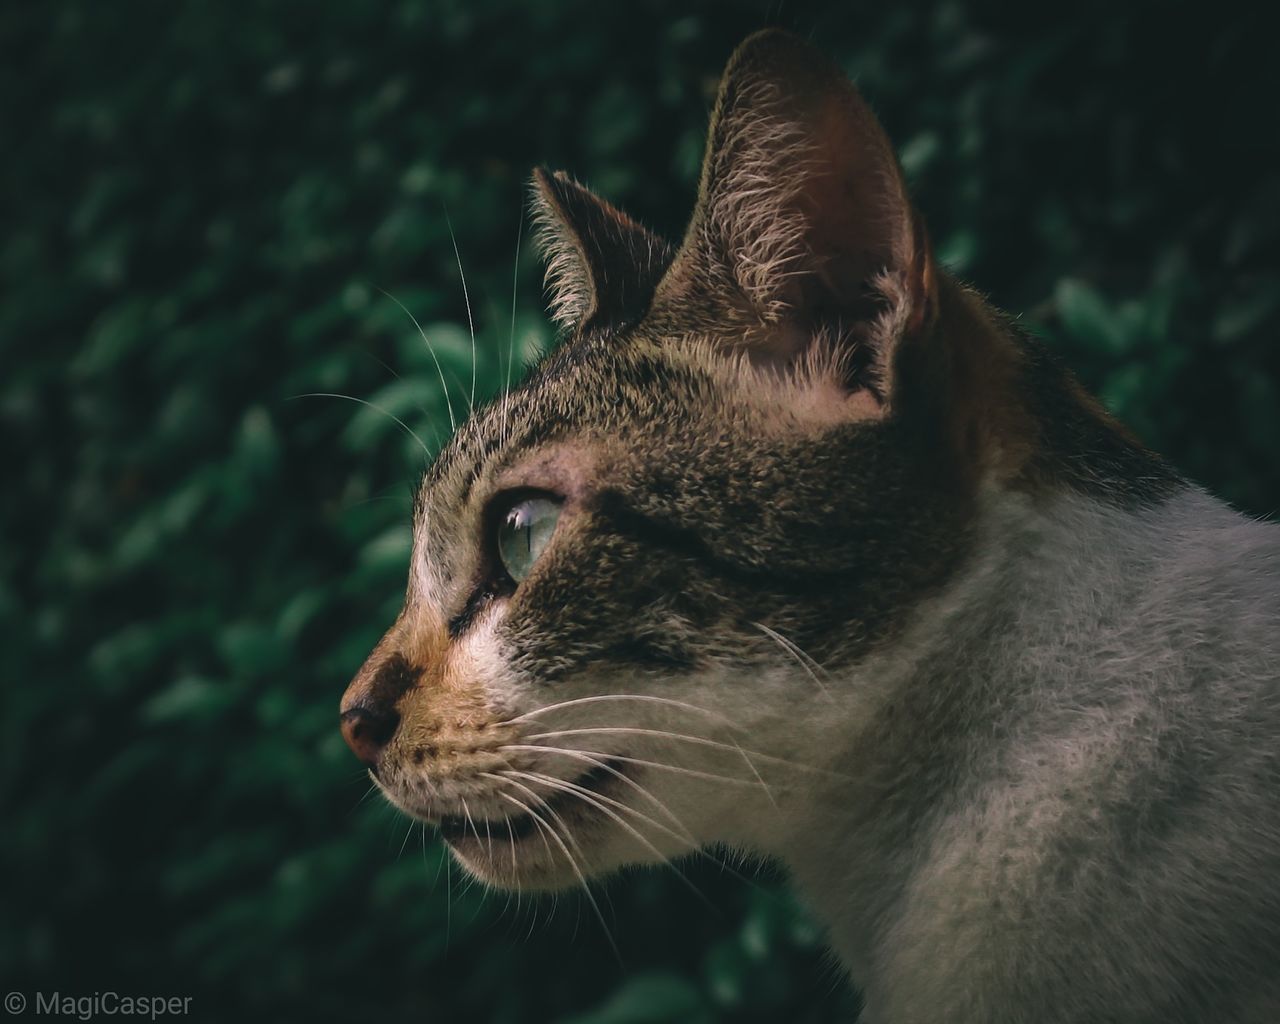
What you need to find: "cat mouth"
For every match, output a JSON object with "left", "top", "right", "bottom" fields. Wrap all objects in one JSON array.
[{"left": 436, "top": 760, "right": 626, "bottom": 846}]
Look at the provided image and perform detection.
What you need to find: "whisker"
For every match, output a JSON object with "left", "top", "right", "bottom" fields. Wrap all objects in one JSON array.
[
  {"left": 397, "top": 819, "right": 416, "bottom": 861},
  {"left": 503, "top": 744, "right": 699, "bottom": 844},
  {"left": 472, "top": 776, "right": 557, "bottom": 880},
  {"left": 352, "top": 780, "right": 383, "bottom": 814},
  {"left": 514, "top": 711, "right": 773, "bottom": 806},
  {"left": 290, "top": 392, "right": 431, "bottom": 459},
  {"left": 503, "top": 212, "right": 522, "bottom": 446},
  {"left": 751, "top": 621, "right": 835, "bottom": 702},
  {"left": 502, "top": 769, "right": 715, "bottom": 912},
  {"left": 524, "top": 890, "right": 539, "bottom": 941},
  {"left": 425, "top": 822, "right": 448, "bottom": 897},
  {"left": 499, "top": 788, "right": 560, "bottom": 931},
  {"left": 355, "top": 348, "right": 444, "bottom": 450},
  {"left": 499, "top": 743, "right": 775, "bottom": 791},
  {"left": 461, "top": 796, "right": 485, "bottom": 851},
  {"left": 444, "top": 845, "right": 452, "bottom": 950},
  {"left": 535, "top": 765, "right": 766, "bottom": 897},
  {"left": 501, "top": 693, "right": 746, "bottom": 732},
  {"left": 497, "top": 774, "right": 590, "bottom": 867},
  {"left": 376, "top": 286, "right": 458, "bottom": 433},
  {"left": 730, "top": 735, "right": 778, "bottom": 810},
  {"left": 442, "top": 206, "right": 477, "bottom": 415},
  {"left": 521, "top": 727, "right": 851, "bottom": 781},
  {"left": 494, "top": 755, "right": 767, "bottom": 896},
  {"left": 502, "top": 768, "right": 693, "bottom": 853},
  {"left": 494, "top": 787, "right": 621, "bottom": 963}
]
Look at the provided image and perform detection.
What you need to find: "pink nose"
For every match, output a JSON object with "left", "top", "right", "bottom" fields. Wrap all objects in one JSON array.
[{"left": 340, "top": 705, "right": 399, "bottom": 768}]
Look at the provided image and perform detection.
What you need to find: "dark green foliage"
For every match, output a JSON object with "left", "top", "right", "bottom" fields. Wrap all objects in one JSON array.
[{"left": 3, "top": 1, "right": 1277, "bottom": 1021}]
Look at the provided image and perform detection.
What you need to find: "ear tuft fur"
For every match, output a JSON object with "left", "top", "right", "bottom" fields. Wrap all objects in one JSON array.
[
  {"left": 658, "top": 30, "right": 936, "bottom": 401},
  {"left": 530, "top": 171, "right": 594, "bottom": 331},
  {"left": 700, "top": 69, "right": 822, "bottom": 320},
  {"left": 530, "top": 169, "right": 674, "bottom": 334}
]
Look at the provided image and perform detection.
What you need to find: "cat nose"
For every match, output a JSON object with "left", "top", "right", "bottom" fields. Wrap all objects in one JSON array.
[
  {"left": 340, "top": 650, "right": 420, "bottom": 768},
  {"left": 340, "top": 704, "right": 400, "bottom": 768}
]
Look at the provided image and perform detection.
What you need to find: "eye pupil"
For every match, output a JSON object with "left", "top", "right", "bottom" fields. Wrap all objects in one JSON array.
[{"left": 497, "top": 497, "right": 561, "bottom": 583}]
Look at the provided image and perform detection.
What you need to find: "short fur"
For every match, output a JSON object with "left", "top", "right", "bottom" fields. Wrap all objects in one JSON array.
[{"left": 341, "top": 30, "right": 1280, "bottom": 1022}]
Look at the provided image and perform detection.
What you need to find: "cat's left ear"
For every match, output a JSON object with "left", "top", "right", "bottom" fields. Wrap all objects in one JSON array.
[{"left": 530, "top": 169, "right": 675, "bottom": 334}]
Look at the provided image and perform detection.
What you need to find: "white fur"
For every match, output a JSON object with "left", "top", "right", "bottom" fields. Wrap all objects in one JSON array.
[
  {"left": 744, "top": 485, "right": 1280, "bottom": 1021},
  {"left": 704, "top": 76, "right": 818, "bottom": 321},
  {"left": 531, "top": 189, "right": 594, "bottom": 332}
]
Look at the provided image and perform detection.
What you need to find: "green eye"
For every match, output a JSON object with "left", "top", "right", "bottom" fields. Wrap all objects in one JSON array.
[{"left": 497, "top": 496, "right": 562, "bottom": 583}]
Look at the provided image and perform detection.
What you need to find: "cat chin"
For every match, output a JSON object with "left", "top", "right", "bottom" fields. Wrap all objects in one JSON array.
[
  {"left": 377, "top": 755, "right": 702, "bottom": 889},
  {"left": 445, "top": 835, "right": 593, "bottom": 892},
  {"left": 442, "top": 812, "right": 689, "bottom": 893}
]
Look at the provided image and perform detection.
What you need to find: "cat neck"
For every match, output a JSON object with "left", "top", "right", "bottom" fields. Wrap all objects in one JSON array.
[{"left": 734, "top": 481, "right": 1273, "bottom": 993}]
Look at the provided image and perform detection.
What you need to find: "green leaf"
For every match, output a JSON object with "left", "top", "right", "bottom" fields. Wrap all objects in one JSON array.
[{"left": 1055, "top": 278, "right": 1129, "bottom": 354}]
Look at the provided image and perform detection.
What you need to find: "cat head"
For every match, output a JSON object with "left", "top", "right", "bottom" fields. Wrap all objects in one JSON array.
[{"left": 339, "top": 30, "right": 1035, "bottom": 889}]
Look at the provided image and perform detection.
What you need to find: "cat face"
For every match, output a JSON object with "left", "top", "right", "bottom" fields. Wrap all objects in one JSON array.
[{"left": 340, "top": 30, "right": 1036, "bottom": 889}]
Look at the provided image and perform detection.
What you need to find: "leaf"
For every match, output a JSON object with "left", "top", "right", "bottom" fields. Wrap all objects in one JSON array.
[{"left": 1055, "top": 278, "right": 1129, "bottom": 355}]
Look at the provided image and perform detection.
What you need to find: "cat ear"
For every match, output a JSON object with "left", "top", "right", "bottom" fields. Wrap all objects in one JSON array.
[
  {"left": 530, "top": 168, "right": 675, "bottom": 334},
  {"left": 663, "top": 30, "right": 936, "bottom": 396}
]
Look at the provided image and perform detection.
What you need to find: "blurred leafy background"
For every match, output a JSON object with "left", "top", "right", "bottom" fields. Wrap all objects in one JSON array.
[{"left": 3, "top": 0, "right": 1278, "bottom": 1021}]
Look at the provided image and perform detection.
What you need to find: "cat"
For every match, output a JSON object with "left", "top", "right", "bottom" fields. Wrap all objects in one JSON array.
[{"left": 339, "top": 29, "right": 1280, "bottom": 1023}]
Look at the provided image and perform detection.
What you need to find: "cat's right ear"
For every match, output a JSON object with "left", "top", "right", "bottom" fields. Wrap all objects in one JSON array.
[
  {"left": 658, "top": 30, "right": 938, "bottom": 407},
  {"left": 530, "top": 169, "right": 674, "bottom": 334}
]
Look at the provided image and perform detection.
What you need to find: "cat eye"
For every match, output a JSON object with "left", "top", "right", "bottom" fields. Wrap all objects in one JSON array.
[{"left": 496, "top": 496, "right": 562, "bottom": 583}]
